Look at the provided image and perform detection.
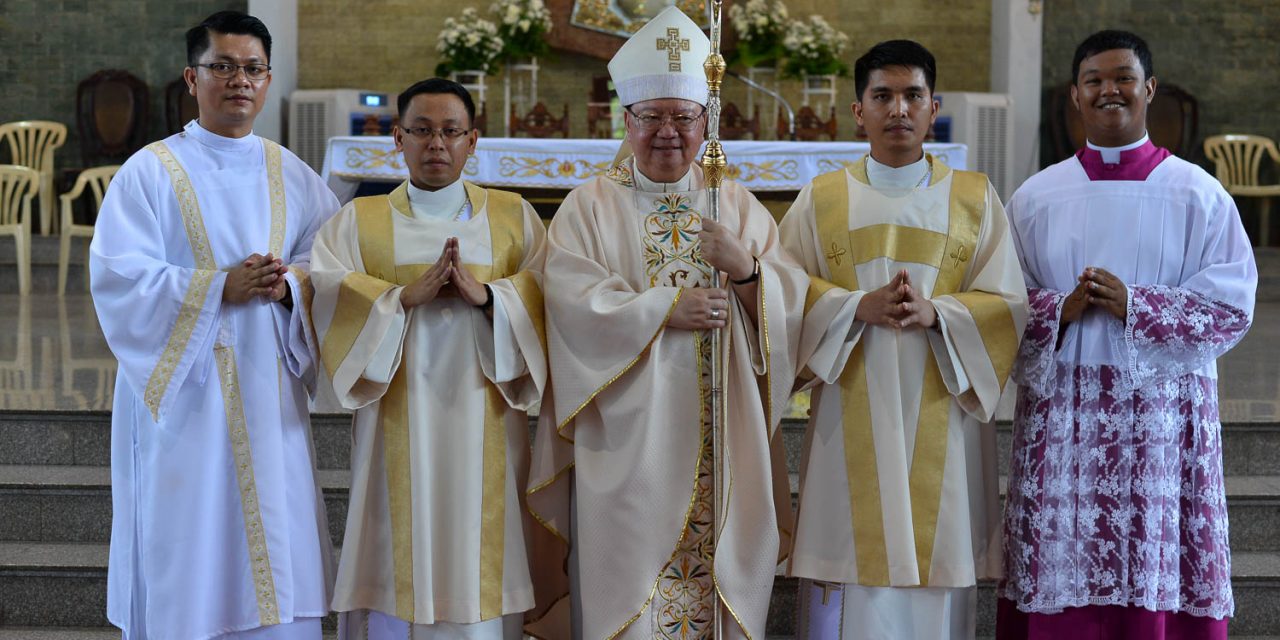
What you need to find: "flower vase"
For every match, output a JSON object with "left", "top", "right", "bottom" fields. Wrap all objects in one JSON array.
[
  {"left": 503, "top": 57, "right": 540, "bottom": 137},
  {"left": 449, "top": 69, "right": 489, "bottom": 117},
  {"left": 801, "top": 72, "right": 837, "bottom": 111},
  {"left": 745, "top": 65, "right": 778, "bottom": 118}
]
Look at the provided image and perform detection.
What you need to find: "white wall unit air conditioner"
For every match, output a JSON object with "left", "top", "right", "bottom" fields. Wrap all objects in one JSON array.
[
  {"left": 937, "top": 92, "right": 1015, "bottom": 201},
  {"left": 287, "top": 89, "right": 395, "bottom": 173}
]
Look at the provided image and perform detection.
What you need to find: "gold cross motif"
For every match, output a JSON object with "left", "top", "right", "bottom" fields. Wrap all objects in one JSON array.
[
  {"left": 656, "top": 27, "right": 690, "bottom": 72},
  {"left": 949, "top": 245, "right": 970, "bottom": 269},
  {"left": 826, "top": 241, "right": 847, "bottom": 266}
]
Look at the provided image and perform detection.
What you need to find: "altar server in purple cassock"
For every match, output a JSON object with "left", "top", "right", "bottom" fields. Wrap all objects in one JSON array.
[{"left": 998, "top": 30, "right": 1257, "bottom": 640}]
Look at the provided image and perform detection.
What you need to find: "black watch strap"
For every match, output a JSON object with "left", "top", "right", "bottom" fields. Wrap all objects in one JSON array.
[
  {"left": 479, "top": 284, "right": 494, "bottom": 310},
  {"left": 731, "top": 258, "right": 760, "bottom": 285}
]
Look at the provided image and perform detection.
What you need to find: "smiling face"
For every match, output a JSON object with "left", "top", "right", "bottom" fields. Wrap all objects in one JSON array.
[
  {"left": 625, "top": 98, "right": 706, "bottom": 183},
  {"left": 853, "top": 65, "right": 938, "bottom": 168},
  {"left": 183, "top": 31, "right": 271, "bottom": 139},
  {"left": 1071, "top": 47, "right": 1156, "bottom": 148},
  {"left": 394, "top": 92, "right": 478, "bottom": 190}
]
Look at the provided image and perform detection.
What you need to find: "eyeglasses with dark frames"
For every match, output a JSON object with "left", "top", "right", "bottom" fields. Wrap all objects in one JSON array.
[
  {"left": 399, "top": 126, "right": 472, "bottom": 140},
  {"left": 194, "top": 62, "right": 271, "bottom": 81}
]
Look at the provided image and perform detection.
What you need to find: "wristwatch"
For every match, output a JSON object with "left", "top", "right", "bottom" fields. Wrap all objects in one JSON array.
[
  {"left": 731, "top": 257, "right": 760, "bottom": 285},
  {"left": 478, "top": 284, "right": 494, "bottom": 310}
]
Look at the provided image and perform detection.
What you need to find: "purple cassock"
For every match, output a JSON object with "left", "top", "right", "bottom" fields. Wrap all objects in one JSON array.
[{"left": 997, "top": 138, "right": 1258, "bottom": 640}]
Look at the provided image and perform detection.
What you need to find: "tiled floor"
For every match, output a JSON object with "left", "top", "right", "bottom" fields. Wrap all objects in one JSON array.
[{"left": 1, "top": 293, "right": 1277, "bottom": 421}]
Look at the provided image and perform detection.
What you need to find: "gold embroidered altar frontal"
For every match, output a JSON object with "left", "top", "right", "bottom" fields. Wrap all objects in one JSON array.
[{"left": 321, "top": 136, "right": 968, "bottom": 202}]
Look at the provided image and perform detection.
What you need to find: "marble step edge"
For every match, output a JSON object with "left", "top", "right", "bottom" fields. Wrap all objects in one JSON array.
[
  {"left": 2, "top": 409, "right": 1280, "bottom": 433},
  {"left": 4, "top": 540, "right": 1280, "bottom": 582},
  {"left": 5, "top": 465, "right": 1280, "bottom": 505}
]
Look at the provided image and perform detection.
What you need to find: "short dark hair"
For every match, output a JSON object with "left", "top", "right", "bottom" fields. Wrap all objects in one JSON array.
[
  {"left": 854, "top": 40, "right": 937, "bottom": 100},
  {"left": 186, "top": 11, "right": 273, "bottom": 66},
  {"left": 1071, "top": 30, "right": 1153, "bottom": 83},
  {"left": 397, "top": 78, "right": 477, "bottom": 126}
]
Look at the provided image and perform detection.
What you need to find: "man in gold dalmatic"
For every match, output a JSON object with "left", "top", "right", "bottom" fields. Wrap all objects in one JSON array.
[
  {"left": 309, "top": 78, "right": 547, "bottom": 639},
  {"left": 526, "top": 6, "right": 806, "bottom": 639},
  {"left": 779, "top": 40, "right": 1028, "bottom": 639}
]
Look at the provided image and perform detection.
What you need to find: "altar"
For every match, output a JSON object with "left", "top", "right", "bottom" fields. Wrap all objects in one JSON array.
[{"left": 321, "top": 136, "right": 968, "bottom": 204}]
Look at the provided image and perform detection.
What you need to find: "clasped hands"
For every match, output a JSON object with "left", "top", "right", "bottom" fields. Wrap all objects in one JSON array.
[
  {"left": 223, "top": 253, "right": 289, "bottom": 304},
  {"left": 400, "top": 237, "right": 489, "bottom": 309},
  {"left": 668, "top": 219, "right": 754, "bottom": 331},
  {"left": 1062, "top": 266, "right": 1127, "bottom": 322},
  {"left": 856, "top": 269, "right": 937, "bottom": 330}
]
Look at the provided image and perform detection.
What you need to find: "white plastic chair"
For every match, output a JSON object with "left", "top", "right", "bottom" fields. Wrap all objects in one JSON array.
[
  {"left": 0, "top": 121, "right": 68, "bottom": 236},
  {"left": 58, "top": 165, "right": 119, "bottom": 295},
  {"left": 0, "top": 164, "right": 39, "bottom": 295}
]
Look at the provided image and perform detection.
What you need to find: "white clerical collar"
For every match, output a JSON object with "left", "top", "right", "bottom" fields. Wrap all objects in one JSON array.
[
  {"left": 406, "top": 178, "right": 470, "bottom": 221},
  {"left": 1086, "top": 133, "right": 1150, "bottom": 164},
  {"left": 866, "top": 153, "right": 930, "bottom": 190},
  {"left": 634, "top": 162, "right": 694, "bottom": 193},
  {"left": 184, "top": 120, "right": 258, "bottom": 153}
]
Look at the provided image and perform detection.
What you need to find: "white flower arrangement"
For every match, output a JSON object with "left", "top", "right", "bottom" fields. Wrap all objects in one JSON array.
[
  {"left": 727, "top": 0, "right": 789, "bottom": 67},
  {"left": 435, "top": 8, "right": 505, "bottom": 76},
  {"left": 781, "top": 14, "right": 851, "bottom": 78},
  {"left": 490, "top": 0, "right": 553, "bottom": 60}
]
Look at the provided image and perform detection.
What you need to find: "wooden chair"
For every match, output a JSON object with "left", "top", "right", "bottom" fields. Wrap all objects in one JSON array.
[
  {"left": 510, "top": 102, "right": 571, "bottom": 138},
  {"left": 720, "top": 102, "right": 761, "bottom": 140},
  {"left": 780, "top": 105, "right": 838, "bottom": 141},
  {"left": 1204, "top": 134, "right": 1280, "bottom": 246},
  {"left": 77, "top": 70, "right": 150, "bottom": 166},
  {"left": 1147, "top": 84, "right": 1199, "bottom": 159},
  {"left": 164, "top": 78, "right": 200, "bottom": 135},
  {"left": 586, "top": 75, "right": 616, "bottom": 139},
  {"left": 0, "top": 165, "right": 39, "bottom": 294},
  {"left": 0, "top": 121, "right": 67, "bottom": 236},
  {"left": 1047, "top": 81, "right": 1199, "bottom": 161},
  {"left": 587, "top": 102, "right": 614, "bottom": 138},
  {"left": 473, "top": 102, "right": 488, "bottom": 137},
  {"left": 58, "top": 165, "right": 119, "bottom": 295}
]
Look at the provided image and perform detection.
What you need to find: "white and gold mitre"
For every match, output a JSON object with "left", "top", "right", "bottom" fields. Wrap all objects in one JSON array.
[{"left": 607, "top": 5, "right": 710, "bottom": 106}]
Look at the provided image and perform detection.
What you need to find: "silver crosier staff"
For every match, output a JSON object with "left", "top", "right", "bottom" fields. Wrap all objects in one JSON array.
[{"left": 701, "top": 1, "right": 728, "bottom": 637}]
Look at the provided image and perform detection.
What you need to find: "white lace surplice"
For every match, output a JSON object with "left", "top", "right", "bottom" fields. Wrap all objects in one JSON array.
[{"left": 1001, "top": 155, "right": 1258, "bottom": 619}]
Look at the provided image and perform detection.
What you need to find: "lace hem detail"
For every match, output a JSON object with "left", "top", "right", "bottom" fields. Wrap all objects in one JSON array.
[
  {"left": 994, "top": 588, "right": 1234, "bottom": 620},
  {"left": 1113, "top": 284, "right": 1250, "bottom": 392},
  {"left": 1011, "top": 287, "right": 1065, "bottom": 393},
  {"left": 1004, "top": 368, "right": 1234, "bottom": 619}
]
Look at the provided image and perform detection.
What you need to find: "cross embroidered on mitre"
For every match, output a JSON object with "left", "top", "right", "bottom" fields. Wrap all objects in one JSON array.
[{"left": 656, "top": 27, "right": 691, "bottom": 72}]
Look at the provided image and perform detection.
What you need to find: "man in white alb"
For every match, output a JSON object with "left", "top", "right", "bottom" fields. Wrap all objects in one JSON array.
[{"left": 91, "top": 10, "right": 339, "bottom": 640}]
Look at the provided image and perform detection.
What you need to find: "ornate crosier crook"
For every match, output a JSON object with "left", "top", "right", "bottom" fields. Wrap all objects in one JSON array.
[{"left": 702, "top": 1, "right": 729, "bottom": 637}]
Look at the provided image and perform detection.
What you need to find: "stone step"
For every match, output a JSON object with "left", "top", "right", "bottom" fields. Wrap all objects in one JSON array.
[
  {"left": 0, "top": 235, "right": 91, "bottom": 296},
  {"left": 6, "top": 411, "right": 1280, "bottom": 479},
  {"left": 4, "top": 461, "right": 1278, "bottom": 554},
  {"left": 3, "top": 542, "right": 1278, "bottom": 636},
  {"left": 1257, "top": 247, "right": 1280, "bottom": 302}
]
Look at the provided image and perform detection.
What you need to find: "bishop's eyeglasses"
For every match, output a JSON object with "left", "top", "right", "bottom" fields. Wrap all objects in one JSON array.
[
  {"left": 194, "top": 62, "right": 272, "bottom": 81},
  {"left": 625, "top": 107, "right": 706, "bottom": 132}
]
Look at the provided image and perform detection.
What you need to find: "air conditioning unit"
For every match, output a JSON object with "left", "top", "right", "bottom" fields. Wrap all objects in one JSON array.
[
  {"left": 287, "top": 89, "right": 396, "bottom": 172},
  {"left": 937, "top": 92, "right": 1014, "bottom": 201}
]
